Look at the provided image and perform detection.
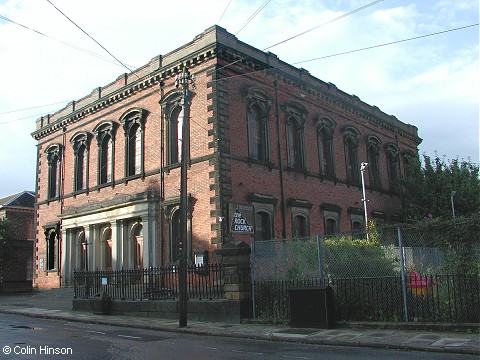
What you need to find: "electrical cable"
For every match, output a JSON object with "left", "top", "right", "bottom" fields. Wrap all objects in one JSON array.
[
  {"left": 216, "top": 0, "right": 383, "bottom": 74},
  {"left": 0, "top": 14, "right": 135, "bottom": 68},
  {"left": 45, "top": 0, "right": 134, "bottom": 74},
  {"left": 2, "top": 22, "right": 476, "bottom": 125},
  {"left": 0, "top": 101, "right": 70, "bottom": 115},
  {"left": 217, "top": 0, "right": 233, "bottom": 25},
  {"left": 264, "top": 0, "right": 383, "bottom": 52},
  {"left": 234, "top": 0, "right": 271, "bottom": 36},
  {"left": 3, "top": 5, "right": 476, "bottom": 128},
  {"left": 293, "top": 23, "right": 480, "bottom": 65}
]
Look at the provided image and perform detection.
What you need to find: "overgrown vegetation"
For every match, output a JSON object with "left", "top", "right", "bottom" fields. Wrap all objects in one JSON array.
[
  {"left": 401, "top": 154, "right": 480, "bottom": 222},
  {"left": 323, "top": 222, "right": 397, "bottom": 278}
]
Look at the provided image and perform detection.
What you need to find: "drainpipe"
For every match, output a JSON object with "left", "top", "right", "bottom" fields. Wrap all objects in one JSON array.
[
  {"left": 59, "top": 126, "right": 67, "bottom": 287},
  {"left": 274, "top": 80, "right": 287, "bottom": 238},
  {"left": 159, "top": 80, "right": 165, "bottom": 266}
]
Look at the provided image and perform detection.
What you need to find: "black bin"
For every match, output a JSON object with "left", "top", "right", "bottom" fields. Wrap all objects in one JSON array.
[{"left": 288, "top": 286, "right": 334, "bottom": 328}]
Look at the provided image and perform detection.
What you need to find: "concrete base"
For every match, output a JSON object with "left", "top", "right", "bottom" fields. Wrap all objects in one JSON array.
[{"left": 73, "top": 298, "right": 251, "bottom": 323}]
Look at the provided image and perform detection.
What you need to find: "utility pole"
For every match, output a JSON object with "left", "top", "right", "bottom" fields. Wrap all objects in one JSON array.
[{"left": 176, "top": 66, "right": 195, "bottom": 328}]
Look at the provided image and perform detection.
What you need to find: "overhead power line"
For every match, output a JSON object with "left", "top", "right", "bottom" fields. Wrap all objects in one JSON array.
[
  {"left": 0, "top": 101, "right": 70, "bottom": 115},
  {"left": 217, "top": 0, "right": 383, "bottom": 74},
  {"left": 0, "top": 15, "right": 134, "bottom": 68},
  {"left": 217, "top": 0, "right": 233, "bottom": 25},
  {"left": 234, "top": 0, "right": 271, "bottom": 36},
  {"left": 293, "top": 23, "right": 480, "bottom": 65},
  {"left": 45, "top": 0, "right": 134, "bottom": 74},
  {"left": 264, "top": 0, "right": 383, "bottom": 51},
  {"left": 2, "top": 22, "right": 476, "bottom": 126}
]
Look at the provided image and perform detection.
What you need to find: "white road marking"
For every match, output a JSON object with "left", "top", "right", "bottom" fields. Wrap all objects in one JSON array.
[
  {"left": 117, "top": 334, "right": 142, "bottom": 339},
  {"left": 85, "top": 330, "right": 106, "bottom": 335},
  {"left": 194, "top": 345, "right": 218, "bottom": 350},
  {"left": 231, "top": 349, "right": 264, "bottom": 355}
]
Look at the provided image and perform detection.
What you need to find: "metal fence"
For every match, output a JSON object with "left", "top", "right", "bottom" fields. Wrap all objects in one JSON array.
[
  {"left": 251, "top": 225, "right": 480, "bottom": 323},
  {"left": 74, "top": 264, "right": 225, "bottom": 301}
]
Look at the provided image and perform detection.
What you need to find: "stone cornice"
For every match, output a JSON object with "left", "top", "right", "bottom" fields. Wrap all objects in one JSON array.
[
  {"left": 32, "top": 46, "right": 217, "bottom": 141},
  {"left": 32, "top": 25, "right": 421, "bottom": 146}
]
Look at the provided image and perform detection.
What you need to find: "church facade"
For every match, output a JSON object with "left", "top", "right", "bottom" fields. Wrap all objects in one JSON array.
[{"left": 32, "top": 26, "right": 421, "bottom": 288}]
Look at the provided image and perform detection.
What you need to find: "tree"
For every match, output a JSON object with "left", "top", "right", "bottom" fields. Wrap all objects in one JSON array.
[
  {"left": 0, "top": 219, "right": 13, "bottom": 288},
  {"left": 400, "top": 154, "right": 480, "bottom": 222}
]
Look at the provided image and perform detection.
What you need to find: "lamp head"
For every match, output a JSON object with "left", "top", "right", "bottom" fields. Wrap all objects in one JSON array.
[{"left": 360, "top": 162, "right": 369, "bottom": 171}]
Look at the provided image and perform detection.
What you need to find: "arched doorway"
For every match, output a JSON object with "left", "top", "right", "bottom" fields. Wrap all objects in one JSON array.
[
  {"left": 131, "top": 223, "right": 143, "bottom": 269},
  {"left": 102, "top": 227, "right": 113, "bottom": 270}
]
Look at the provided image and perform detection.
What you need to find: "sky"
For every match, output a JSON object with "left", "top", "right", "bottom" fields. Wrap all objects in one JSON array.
[{"left": 0, "top": 0, "right": 478, "bottom": 198}]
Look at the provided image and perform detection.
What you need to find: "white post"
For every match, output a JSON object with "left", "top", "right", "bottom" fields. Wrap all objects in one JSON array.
[{"left": 360, "top": 162, "right": 369, "bottom": 239}]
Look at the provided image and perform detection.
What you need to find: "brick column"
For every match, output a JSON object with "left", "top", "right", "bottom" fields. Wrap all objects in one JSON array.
[{"left": 215, "top": 241, "right": 252, "bottom": 319}]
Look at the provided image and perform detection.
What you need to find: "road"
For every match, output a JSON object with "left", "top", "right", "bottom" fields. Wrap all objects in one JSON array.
[{"left": 0, "top": 313, "right": 475, "bottom": 360}]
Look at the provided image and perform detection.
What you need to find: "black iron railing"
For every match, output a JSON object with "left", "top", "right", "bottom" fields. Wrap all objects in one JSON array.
[
  {"left": 74, "top": 264, "right": 225, "bottom": 301},
  {"left": 253, "top": 273, "right": 480, "bottom": 323}
]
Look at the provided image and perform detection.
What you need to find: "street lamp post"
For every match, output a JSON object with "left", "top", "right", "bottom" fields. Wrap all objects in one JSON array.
[
  {"left": 451, "top": 191, "right": 456, "bottom": 226},
  {"left": 360, "top": 162, "right": 369, "bottom": 239},
  {"left": 176, "top": 66, "right": 195, "bottom": 328}
]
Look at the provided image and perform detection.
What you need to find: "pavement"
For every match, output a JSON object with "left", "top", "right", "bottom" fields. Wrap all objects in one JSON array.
[{"left": 0, "top": 288, "right": 478, "bottom": 356}]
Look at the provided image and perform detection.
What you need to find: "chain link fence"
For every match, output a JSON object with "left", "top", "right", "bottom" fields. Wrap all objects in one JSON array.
[{"left": 251, "top": 222, "right": 480, "bottom": 323}]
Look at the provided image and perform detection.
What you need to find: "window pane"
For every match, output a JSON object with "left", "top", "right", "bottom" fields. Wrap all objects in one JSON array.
[
  {"left": 325, "top": 218, "right": 337, "bottom": 236},
  {"left": 255, "top": 211, "right": 272, "bottom": 240},
  {"left": 293, "top": 215, "right": 307, "bottom": 238},
  {"left": 170, "top": 107, "right": 183, "bottom": 164}
]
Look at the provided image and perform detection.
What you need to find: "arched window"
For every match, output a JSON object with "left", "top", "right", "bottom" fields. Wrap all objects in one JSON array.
[
  {"left": 244, "top": 88, "right": 271, "bottom": 163},
  {"left": 366, "top": 136, "right": 381, "bottom": 189},
  {"left": 292, "top": 214, "right": 308, "bottom": 238},
  {"left": 131, "top": 223, "right": 143, "bottom": 269},
  {"left": 385, "top": 143, "right": 400, "bottom": 192},
  {"left": 44, "top": 227, "right": 58, "bottom": 270},
  {"left": 161, "top": 92, "right": 184, "bottom": 166},
  {"left": 121, "top": 108, "right": 147, "bottom": 177},
  {"left": 325, "top": 218, "right": 338, "bottom": 236},
  {"left": 45, "top": 144, "right": 62, "bottom": 200},
  {"left": 343, "top": 126, "right": 360, "bottom": 185},
  {"left": 101, "top": 135, "right": 112, "bottom": 184},
  {"left": 316, "top": 117, "right": 336, "bottom": 178},
  {"left": 402, "top": 150, "right": 416, "bottom": 179},
  {"left": 351, "top": 220, "right": 363, "bottom": 239},
  {"left": 254, "top": 211, "right": 272, "bottom": 241},
  {"left": 321, "top": 204, "right": 341, "bottom": 236},
  {"left": 78, "top": 230, "right": 86, "bottom": 271},
  {"left": 169, "top": 106, "right": 184, "bottom": 164},
  {"left": 287, "top": 118, "right": 303, "bottom": 169},
  {"left": 93, "top": 121, "right": 116, "bottom": 186},
  {"left": 103, "top": 228, "right": 112, "bottom": 270},
  {"left": 283, "top": 102, "right": 307, "bottom": 170},
  {"left": 70, "top": 132, "right": 90, "bottom": 192}
]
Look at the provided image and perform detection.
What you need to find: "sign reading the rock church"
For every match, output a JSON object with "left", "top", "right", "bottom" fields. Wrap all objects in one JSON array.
[{"left": 229, "top": 203, "right": 255, "bottom": 234}]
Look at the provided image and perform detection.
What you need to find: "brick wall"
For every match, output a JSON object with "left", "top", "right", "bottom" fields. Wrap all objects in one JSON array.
[{"left": 32, "top": 26, "right": 420, "bottom": 288}]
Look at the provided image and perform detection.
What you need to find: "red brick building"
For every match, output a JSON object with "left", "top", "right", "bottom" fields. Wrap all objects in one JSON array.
[
  {"left": 32, "top": 26, "right": 421, "bottom": 288},
  {"left": 0, "top": 191, "right": 35, "bottom": 292}
]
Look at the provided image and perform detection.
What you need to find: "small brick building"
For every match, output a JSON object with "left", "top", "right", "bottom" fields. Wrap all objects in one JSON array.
[
  {"left": 31, "top": 26, "right": 421, "bottom": 289},
  {"left": 0, "top": 191, "right": 35, "bottom": 292}
]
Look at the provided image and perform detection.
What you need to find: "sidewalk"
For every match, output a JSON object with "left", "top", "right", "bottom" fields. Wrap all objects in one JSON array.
[{"left": 0, "top": 289, "right": 478, "bottom": 356}]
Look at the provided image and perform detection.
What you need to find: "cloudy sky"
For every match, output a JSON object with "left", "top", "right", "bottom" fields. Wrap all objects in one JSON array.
[{"left": 0, "top": 0, "right": 478, "bottom": 198}]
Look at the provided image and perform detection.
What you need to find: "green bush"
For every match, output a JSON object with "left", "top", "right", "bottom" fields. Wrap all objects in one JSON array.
[{"left": 322, "top": 223, "right": 398, "bottom": 278}]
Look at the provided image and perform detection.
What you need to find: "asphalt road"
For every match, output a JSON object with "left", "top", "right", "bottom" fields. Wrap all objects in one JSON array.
[{"left": 0, "top": 313, "right": 475, "bottom": 360}]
